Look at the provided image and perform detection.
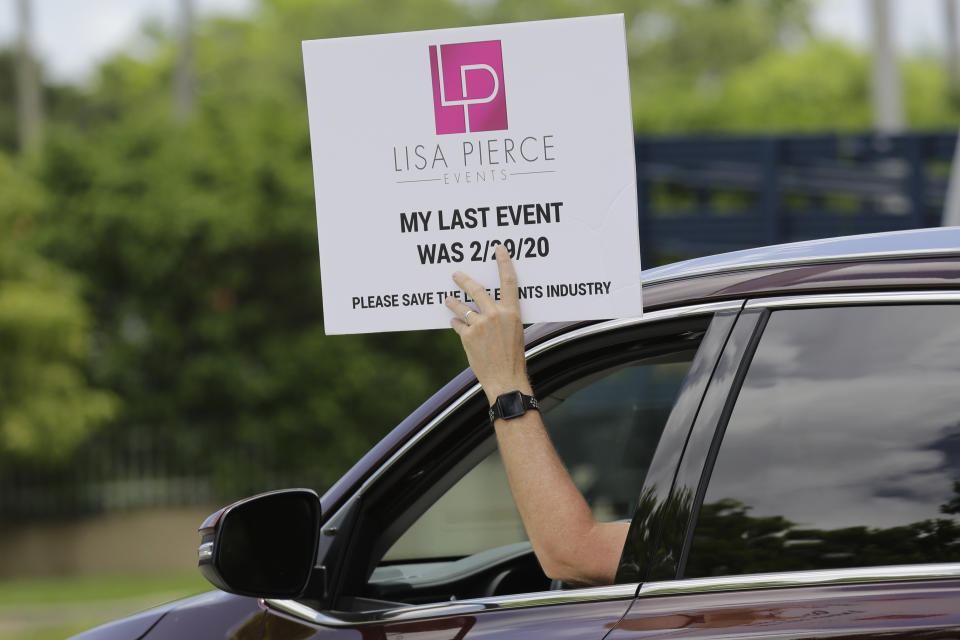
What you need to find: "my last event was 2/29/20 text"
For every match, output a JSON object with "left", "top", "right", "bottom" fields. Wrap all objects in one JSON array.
[{"left": 400, "top": 201, "right": 562, "bottom": 265}]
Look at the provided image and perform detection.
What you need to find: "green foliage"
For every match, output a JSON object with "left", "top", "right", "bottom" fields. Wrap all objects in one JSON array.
[
  {"left": 659, "top": 41, "right": 960, "bottom": 133},
  {"left": 0, "top": 155, "right": 116, "bottom": 463},
  {"left": 30, "top": 2, "right": 474, "bottom": 497},
  {"left": 708, "top": 42, "right": 875, "bottom": 132}
]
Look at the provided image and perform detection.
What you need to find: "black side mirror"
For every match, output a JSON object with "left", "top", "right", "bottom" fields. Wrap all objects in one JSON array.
[{"left": 198, "top": 488, "right": 321, "bottom": 599}]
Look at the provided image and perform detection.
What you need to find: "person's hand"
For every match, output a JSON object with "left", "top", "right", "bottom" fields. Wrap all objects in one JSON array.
[{"left": 445, "top": 245, "right": 531, "bottom": 404}]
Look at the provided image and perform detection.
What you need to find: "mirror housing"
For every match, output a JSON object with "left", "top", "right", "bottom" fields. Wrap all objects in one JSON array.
[{"left": 198, "top": 488, "right": 321, "bottom": 599}]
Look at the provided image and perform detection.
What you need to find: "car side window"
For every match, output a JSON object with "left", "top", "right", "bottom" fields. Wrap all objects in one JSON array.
[
  {"left": 384, "top": 360, "right": 695, "bottom": 565},
  {"left": 384, "top": 449, "right": 523, "bottom": 561},
  {"left": 685, "top": 304, "right": 960, "bottom": 578}
]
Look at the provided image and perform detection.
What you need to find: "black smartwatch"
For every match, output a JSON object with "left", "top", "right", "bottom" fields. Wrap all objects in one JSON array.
[{"left": 489, "top": 390, "right": 540, "bottom": 424}]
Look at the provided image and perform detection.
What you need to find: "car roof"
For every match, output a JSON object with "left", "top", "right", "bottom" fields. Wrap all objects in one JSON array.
[
  {"left": 524, "top": 227, "right": 960, "bottom": 347},
  {"left": 644, "top": 226, "right": 960, "bottom": 284}
]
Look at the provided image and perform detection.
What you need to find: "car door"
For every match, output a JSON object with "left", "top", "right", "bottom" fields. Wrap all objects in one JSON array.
[
  {"left": 609, "top": 291, "right": 960, "bottom": 639},
  {"left": 256, "top": 300, "right": 743, "bottom": 640}
]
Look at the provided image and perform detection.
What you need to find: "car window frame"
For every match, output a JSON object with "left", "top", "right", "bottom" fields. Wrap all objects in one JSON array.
[
  {"left": 656, "top": 289, "right": 960, "bottom": 599},
  {"left": 262, "top": 299, "right": 744, "bottom": 628},
  {"left": 614, "top": 303, "right": 743, "bottom": 583}
]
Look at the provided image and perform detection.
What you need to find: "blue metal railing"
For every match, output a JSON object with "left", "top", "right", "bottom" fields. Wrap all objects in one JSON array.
[{"left": 636, "top": 132, "right": 956, "bottom": 266}]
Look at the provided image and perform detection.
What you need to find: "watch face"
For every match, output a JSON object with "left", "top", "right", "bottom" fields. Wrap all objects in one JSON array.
[{"left": 497, "top": 391, "right": 525, "bottom": 419}]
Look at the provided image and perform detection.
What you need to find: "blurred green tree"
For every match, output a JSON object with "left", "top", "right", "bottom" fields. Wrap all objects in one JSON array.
[
  {"left": 639, "top": 41, "right": 960, "bottom": 132},
  {"left": 0, "top": 154, "right": 116, "bottom": 465},
  {"left": 9, "top": 0, "right": 960, "bottom": 505},
  {"left": 31, "top": 1, "right": 484, "bottom": 497}
]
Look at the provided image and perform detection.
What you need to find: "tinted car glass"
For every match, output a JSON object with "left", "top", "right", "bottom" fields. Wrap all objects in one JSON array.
[{"left": 686, "top": 305, "right": 960, "bottom": 578}]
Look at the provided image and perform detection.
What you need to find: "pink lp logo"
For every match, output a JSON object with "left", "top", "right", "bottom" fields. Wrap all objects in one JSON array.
[{"left": 429, "top": 40, "right": 507, "bottom": 135}]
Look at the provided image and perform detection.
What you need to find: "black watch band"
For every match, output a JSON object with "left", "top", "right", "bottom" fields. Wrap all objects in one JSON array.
[{"left": 489, "top": 390, "right": 540, "bottom": 424}]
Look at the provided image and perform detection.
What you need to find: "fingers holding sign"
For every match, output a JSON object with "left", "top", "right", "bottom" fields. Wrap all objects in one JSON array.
[
  {"left": 445, "top": 245, "right": 530, "bottom": 403},
  {"left": 445, "top": 296, "right": 480, "bottom": 326},
  {"left": 451, "top": 268, "right": 498, "bottom": 316},
  {"left": 495, "top": 245, "right": 520, "bottom": 309}
]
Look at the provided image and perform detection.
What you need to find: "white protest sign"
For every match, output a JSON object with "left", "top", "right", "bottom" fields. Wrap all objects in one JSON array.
[{"left": 303, "top": 15, "right": 642, "bottom": 334}]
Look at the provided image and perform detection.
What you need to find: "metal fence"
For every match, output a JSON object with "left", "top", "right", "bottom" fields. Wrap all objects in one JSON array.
[
  {"left": 637, "top": 132, "right": 955, "bottom": 266},
  {"left": 0, "top": 424, "right": 306, "bottom": 523},
  {"left": 1, "top": 430, "right": 215, "bottom": 522},
  {"left": 2, "top": 131, "right": 956, "bottom": 522}
]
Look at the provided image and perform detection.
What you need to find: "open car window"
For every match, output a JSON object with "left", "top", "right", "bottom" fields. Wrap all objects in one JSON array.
[
  {"left": 314, "top": 314, "right": 718, "bottom": 616},
  {"left": 383, "top": 448, "right": 523, "bottom": 562},
  {"left": 384, "top": 359, "right": 694, "bottom": 564},
  {"left": 364, "top": 352, "right": 699, "bottom": 606}
]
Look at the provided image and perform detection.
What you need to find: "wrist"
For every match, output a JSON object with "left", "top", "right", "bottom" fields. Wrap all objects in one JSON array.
[
  {"left": 483, "top": 378, "right": 533, "bottom": 405},
  {"left": 488, "top": 389, "right": 541, "bottom": 425}
]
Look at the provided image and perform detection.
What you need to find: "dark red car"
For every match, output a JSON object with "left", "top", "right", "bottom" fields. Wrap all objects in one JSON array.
[{"left": 76, "top": 228, "right": 960, "bottom": 639}]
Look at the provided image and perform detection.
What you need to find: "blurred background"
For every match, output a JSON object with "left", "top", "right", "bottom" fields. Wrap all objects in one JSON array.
[{"left": 1, "top": 0, "right": 959, "bottom": 637}]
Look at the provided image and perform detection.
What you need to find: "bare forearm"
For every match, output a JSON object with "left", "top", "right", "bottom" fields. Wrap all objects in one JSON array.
[
  {"left": 445, "top": 246, "right": 627, "bottom": 586},
  {"left": 493, "top": 405, "right": 626, "bottom": 585}
]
